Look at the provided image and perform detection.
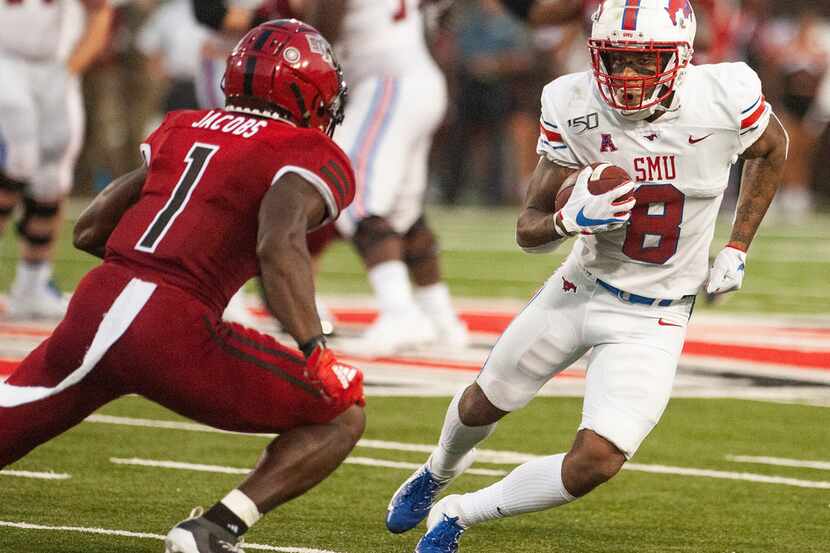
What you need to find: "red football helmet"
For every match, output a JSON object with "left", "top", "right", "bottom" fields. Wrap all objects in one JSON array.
[{"left": 222, "top": 19, "right": 347, "bottom": 136}]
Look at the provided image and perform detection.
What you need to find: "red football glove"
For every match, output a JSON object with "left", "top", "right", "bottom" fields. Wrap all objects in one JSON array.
[{"left": 305, "top": 347, "right": 365, "bottom": 410}]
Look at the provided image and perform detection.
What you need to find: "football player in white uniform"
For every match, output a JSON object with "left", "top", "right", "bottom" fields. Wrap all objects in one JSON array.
[
  {"left": 386, "top": 1, "right": 788, "bottom": 551},
  {"left": 309, "top": 0, "right": 469, "bottom": 356},
  {"left": 0, "top": 0, "right": 112, "bottom": 319}
]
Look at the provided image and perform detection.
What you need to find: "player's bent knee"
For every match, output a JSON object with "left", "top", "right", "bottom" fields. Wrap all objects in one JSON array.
[
  {"left": 352, "top": 215, "right": 398, "bottom": 258},
  {"left": 458, "top": 383, "right": 509, "bottom": 427},
  {"left": 564, "top": 429, "right": 626, "bottom": 495},
  {"left": 402, "top": 216, "right": 438, "bottom": 265},
  {"left": 332, "top": 404, "right": 366, "bottom": 445},
  {"left": 16, "top": 196, "right": 61, "bottom": 246}
]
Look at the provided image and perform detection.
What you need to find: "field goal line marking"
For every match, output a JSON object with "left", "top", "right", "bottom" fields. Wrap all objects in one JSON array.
[
  {"left": 110, "top": 456, "right": 507, "bottom": 478},
  {"left": 726, "top": 454, "right": 830, "bottom": 471},
  {"left": 88, "top": 414, "right": 830, "bottom": 490},
  {"left": 0, "top": 469, "right": 70, "bottom": 480},
  {"left": 0, "top": 520, "right": 343, "bottom": 553}
]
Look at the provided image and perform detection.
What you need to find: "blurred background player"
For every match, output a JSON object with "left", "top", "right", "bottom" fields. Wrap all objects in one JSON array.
[
  {"left": 308, "top": 0, "right": 469, "bottom": 356},
  {"left": 0, "top": 0, "right": 113, "bottom": 319}
]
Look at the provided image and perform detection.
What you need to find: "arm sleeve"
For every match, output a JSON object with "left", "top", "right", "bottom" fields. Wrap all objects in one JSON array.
[
  {"left": 269, "top": 132, "right": 356, "bottom": 226},
  {"left": 730, "top": 62, "right": 772, "bottom": 155},
  {"left": 536, "top": 84, "right": 581, "bottom": 168}
]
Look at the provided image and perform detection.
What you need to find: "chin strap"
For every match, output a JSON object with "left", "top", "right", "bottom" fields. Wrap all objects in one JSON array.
[{"left": 617, "top": 86, "right": 681, "bottom": 121}]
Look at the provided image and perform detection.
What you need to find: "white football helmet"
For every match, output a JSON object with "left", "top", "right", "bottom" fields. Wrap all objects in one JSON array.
[{"left": 588, "top": 0, "right": 696, "bottom": 119}]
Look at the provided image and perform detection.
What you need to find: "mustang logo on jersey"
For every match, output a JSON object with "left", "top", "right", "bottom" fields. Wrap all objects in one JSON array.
[{"left": 562, "top": 277, "right": 577, "bottom": 293}]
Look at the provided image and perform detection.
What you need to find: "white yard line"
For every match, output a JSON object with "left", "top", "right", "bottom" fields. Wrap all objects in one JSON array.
[
  {"left": 725, "top": 455, "right": 830, "bottom": 471},
  {"left": 623, "top": 463, "right": 830, "bottom": 489},
  {"left": 89, "top": 415, "right": 830, "bottom": 490},
  {"left": 0, "top": 470, "right": 70, "bottom": 480},
  {"left": 110, "top": 456, "right": 507, "bottom": 478},
  {"left": 0, "top": 520, "right": 343, "bottom": 553}
]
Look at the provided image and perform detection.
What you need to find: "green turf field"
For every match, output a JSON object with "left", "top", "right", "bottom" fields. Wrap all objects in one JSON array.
[
  {"left": 2, "top": 201, "right": 829, "bottom": 314},
  {"left": 2, "top": 395, "right": 828, "bottom": 553}
]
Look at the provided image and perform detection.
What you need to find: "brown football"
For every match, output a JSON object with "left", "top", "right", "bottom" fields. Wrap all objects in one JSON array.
[{"left": 554, "top": 162, "right": 634, "bottom": 211}]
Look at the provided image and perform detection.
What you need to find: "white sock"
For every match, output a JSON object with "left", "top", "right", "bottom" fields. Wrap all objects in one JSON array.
[
  {"left": 368, "top": 260, "right": 416, "bottom": 316},
  {"left": 12, "top": 260, "right": 51, "bottom": 291},
  {"left": 457, "top": 453, "right": 575, "bottom": 527},
  {"left": 220, "top": 489, "right": 262, "bottom": 529},
  {"left": 414, "top": 282, "right": 462, "bottom": 329},
  {"left": 428, "top": 388, "right": 496, "bottom": 480}
]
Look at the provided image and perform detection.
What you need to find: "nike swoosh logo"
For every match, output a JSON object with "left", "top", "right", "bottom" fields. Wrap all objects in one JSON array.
[
  {"left": 658, "top": 318, "right": 683, "bottom": 327},
  {"left": 688, "top": 133, "right": 713, "bottom": 144},
  {"left": 575, "top": 207, "right": 622, "bottom": 227}
]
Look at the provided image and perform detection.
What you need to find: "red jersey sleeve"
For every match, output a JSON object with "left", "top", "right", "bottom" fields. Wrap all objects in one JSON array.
[
  {"left": 268, "top": 130, "right": 356, "bottom": 225},
  {"left": 139, "top": 111, "right": 196, "bottom": 167}
]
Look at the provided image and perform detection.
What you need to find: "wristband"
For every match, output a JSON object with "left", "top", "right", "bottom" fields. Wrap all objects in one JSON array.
[
  {"left": 725, "top": 241, "right": 748, "bottom": 252},
  {"left": 299, "top": 335, "right": 327, "bottom": 359}
]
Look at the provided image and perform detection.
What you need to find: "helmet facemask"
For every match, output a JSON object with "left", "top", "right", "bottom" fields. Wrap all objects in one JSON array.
[
  {"left": 587, "top": 0, "right": 697, "bottom": 120},
  {"left": 589, "top": 39, "right": 691, "bottom": 118}
]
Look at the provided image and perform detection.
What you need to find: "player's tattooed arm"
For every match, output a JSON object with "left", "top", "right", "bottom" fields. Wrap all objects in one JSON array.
[
  {"left": 516, "top": 157, "right": 577, "bottom": 252},
  {"left": 257, "top": 174, "right": 327, "bottom": 346},
  {"left": 73, "top": 165, "right": 147, "bottom": 258},
  {"left": 731, "top": 114, "right": 789, "bottom": 251}
]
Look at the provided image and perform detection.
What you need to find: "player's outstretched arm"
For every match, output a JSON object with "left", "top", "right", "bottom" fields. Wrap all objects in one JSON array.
[
  {"left": 73, "top": 165, "right": 147, "bottom": 258},
  {"left": 516, "top": 157, "right": 577, "bottom": 252},
  {"left": 257, "top": 174, "right": 327, "bottom": 347},
  {"left": 707, "top": 114, "right": 788, "bottom": 295}
]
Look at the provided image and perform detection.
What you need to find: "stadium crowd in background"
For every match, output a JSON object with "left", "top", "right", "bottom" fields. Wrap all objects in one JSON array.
[{"left": 67, "top": 0, "right": 830, "bottom": 219}]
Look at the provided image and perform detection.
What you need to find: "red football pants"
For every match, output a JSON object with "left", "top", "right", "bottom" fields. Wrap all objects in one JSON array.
[{"left": 0, "top": 263, "right": 350, "bottom": 468}]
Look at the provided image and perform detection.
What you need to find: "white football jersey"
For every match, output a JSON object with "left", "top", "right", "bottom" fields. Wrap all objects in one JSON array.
[
  {"left": 537, "top": 62, "right": 772, "bottom": 298},
  {"left": 335, "top": 0, "right": 434, "bottom": 83},
  {"left": 0, "top": 0, "right": 84, "bottom": 62}
]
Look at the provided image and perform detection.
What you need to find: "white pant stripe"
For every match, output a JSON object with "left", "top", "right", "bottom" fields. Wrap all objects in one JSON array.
[{"left": 0, "top": 278, "right": 156, "bottom": 407}]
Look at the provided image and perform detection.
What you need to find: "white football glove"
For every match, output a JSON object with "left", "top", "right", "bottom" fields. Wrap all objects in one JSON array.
[
  {"left": 555, "top": 165, "right": 637, "bottom": 236},
  {"left": 706, "top": 246, "right": 747, "bottom": 295}
]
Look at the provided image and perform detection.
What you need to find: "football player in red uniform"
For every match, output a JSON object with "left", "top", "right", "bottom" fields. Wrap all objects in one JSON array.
[{"left": 0, "top": 20, "right": 364, "bottom": 553}]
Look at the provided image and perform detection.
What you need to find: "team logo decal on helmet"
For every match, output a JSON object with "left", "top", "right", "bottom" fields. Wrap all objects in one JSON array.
[
  {"left": 222, "top": 19, "right": 348, "bottom": 137},
  {"left": 588, "top": 0, "right": 697, "bottom": 119},
  {"left": 306, "top": 34, "right": 336, "bottom": 69},
  {"left": 665, "top": 0, "right": 693, "bottom": 26}
]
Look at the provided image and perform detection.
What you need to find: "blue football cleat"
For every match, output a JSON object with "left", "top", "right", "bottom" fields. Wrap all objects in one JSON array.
[
  {"left": 387, "top": 464, "right": 450, "bottom": 533},
  {"left": 414, "top": 513, "right": 466, "bottom": 553}
]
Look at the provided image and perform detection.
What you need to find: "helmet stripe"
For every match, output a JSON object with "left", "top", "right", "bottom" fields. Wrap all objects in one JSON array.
[
  {"left": 621, "top": 0, "right": 641, "bottom": 30},
  {"left": 243, "top": 57, "right": 258, "bottom": 96}
]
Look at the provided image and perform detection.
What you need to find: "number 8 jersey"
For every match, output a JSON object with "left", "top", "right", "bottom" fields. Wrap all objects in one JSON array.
[
  {"left": 106, "top": 109, "right": 355, "bottom": 314},
  {"left": 538, "top": 62, "right": 772, "bottom": 299}
]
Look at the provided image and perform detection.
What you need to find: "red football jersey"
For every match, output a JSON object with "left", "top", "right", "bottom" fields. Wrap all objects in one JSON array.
[{"left": 106, "top": 109, "right": 355, "bottom": 313}]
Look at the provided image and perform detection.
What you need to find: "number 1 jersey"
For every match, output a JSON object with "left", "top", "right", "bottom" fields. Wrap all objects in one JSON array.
[{"left": 106, "top": 109, "right": 355, "bottom": 314}]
